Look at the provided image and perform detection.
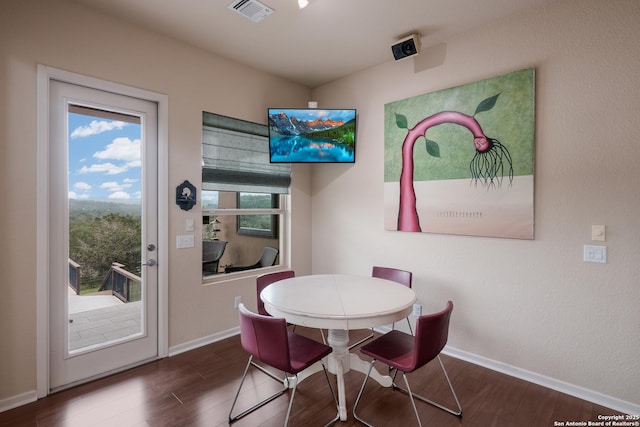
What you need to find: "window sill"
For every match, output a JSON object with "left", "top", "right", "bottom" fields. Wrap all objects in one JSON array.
[{"left": 201, "top": 265, "right": 283, "bottom": 286}]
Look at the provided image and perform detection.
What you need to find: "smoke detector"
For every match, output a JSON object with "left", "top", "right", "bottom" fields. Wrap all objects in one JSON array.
[{"left": 228, "top": 0, "right": 274, "bottom": 23}]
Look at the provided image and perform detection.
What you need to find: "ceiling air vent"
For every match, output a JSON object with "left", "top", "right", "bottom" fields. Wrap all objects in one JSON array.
[{"left": 227, "top": 0, "right": 274, "bottom": 23}]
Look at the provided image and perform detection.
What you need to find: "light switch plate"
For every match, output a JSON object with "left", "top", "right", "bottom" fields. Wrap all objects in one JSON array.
[
  {"left": 591, "top": 225, "right": 605, "bottom": 241},
  {"left": 176, "top": 234, "right": 195, "bottom": 249},
  {"left": 584, "top": 245, "right": 607, "bottom": 263}
]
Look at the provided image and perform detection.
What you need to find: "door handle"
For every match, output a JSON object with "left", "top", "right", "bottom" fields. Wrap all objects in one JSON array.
[{"left": 143, "top": 259, "right": 157, "bottom": 267}]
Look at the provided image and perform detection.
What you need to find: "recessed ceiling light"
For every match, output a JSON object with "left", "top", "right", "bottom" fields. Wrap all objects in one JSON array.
[{"left": 298, "top": 0, "right": 309, "bottom": 9}]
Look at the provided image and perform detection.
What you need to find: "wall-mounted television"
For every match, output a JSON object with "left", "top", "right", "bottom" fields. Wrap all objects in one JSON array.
[{"left": 268, "top": 108, "right": 356, "bottom": 163}]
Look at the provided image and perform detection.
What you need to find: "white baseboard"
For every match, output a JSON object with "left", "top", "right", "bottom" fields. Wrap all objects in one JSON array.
[
  {"left": 168, "top": 327, "right": 239, "bottom": 357},
  {"left": 0, "top": 390, "right": 38, "bottom": 414},
  {"left": 442, "top": 346, "right": 640, "bottom": 415}
]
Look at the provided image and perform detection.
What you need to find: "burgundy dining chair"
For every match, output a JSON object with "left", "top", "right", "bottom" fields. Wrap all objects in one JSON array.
[
  {"left": 229, "top": 304, "right": 340, "bottom": 426},
  {"left": 257, "top": 270, "right": 326, "bottom": 343},
  {"left": 349, "top": 266, "right": 414, "bottom": 350},
  {"left": 352, "top": 301, "right": 462, "bottom": 427},
  {"left": 372, "top": 266, "right": 413, "bottom": 334},
  {"left": 256, "top": 270, "right": 295, "bottom": 316}
]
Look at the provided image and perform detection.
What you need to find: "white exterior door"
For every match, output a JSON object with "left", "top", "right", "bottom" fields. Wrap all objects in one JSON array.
[{"left": 48, "top": 79, "right": 159, "bottom": 391}]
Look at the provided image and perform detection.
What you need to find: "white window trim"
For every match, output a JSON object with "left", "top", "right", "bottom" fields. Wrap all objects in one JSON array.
[{"left": 200, "top": 194, "right": 289, "bottom": 283}]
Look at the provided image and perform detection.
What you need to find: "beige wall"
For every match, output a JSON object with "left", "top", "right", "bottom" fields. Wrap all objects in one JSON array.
[
  {"left": 1, "top": 0, "right": 638, "bottom": 413},
  {"left": 0, "top": 0, "right": 311, "bottom": 402},
  {"left": 310, "top": 0, "right": 639, "bottom": 407}
]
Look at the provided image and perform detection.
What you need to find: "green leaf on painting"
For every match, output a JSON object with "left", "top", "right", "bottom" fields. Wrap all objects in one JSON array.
[
  {"left": 395, "top": 113, "right": 408, "bottom": 129},
  {"left": 474, "top": 92, "right": 501, "bottom": 116},
  {"left": 425, "top": 138, "right": 440, "bottom": 157}
]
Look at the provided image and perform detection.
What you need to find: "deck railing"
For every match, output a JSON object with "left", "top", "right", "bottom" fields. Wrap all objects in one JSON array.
[
  {"left": 98, "top": 262, "right": 142, "bottom": 303},
  {"left": 68, "top": 258, "right": 81, "bottom": 295}
]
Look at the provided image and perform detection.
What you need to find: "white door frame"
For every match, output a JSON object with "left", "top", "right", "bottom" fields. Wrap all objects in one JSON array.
[{"left": 36, "top": 65, "right": 169, "bottom": 397}]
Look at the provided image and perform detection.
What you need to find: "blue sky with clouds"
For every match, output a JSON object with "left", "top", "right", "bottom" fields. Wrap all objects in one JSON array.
[{"left": 68, "top": 113, "right": 141, "bottom": 202}]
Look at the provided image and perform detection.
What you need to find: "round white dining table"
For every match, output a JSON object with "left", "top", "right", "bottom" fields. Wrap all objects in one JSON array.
[{"left": 260, "top": 273, "right": 416, "bottom": 421}]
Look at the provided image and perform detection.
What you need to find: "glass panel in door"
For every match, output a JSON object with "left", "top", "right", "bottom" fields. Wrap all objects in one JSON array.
[{"left": 67, "top": 106, "right": 144, "bottom": 353}]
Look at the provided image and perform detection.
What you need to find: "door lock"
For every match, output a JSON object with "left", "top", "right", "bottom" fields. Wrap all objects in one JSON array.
[{"left": 147, "top": 244, "right": 156, "bottom": 251}]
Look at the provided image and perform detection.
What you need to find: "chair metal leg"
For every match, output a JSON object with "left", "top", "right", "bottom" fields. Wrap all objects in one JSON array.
[
  {"left": 230, "top": 356, "right": 340, "bottom": 426},
  {"left": 391, "top": 317, "right": 413, "bottom": 335},
  {"left": 392, "top": 355, "right": 462, "bottom": 417},
  {"left": 402, "top": 371, "right": 423, "bottom": 427},
  {"left": 406, "top": 317, "right": 413, "bottom": 335},
  {"left": 320, "top": 329, "right": 327, "bottom": 345},
  {"left": 252, "top": 359, "right": 288, "bottom": 384},
  {"left": 228, "top": 356, "right": 287, "bottom": 423},
  {"left": 320, "top": 360, "right": 341, "bottom": 427},
  {"left": 348, "top": 328, "right": 375, "bottom": 350},
  {"left": 352, "top": 316, "right": 412, "bottom": 351},
  {"left": 283, "top": 377, "right": 297, "bottom": 427},
  {"left": 352, "top": 360, "right": 376, "bottom": 427},
  {"left": 285, "top": 361, "right": 340, "bottom": 427},
  {"left": 355, "top": 356, "right": 461, "bottom": 426}
]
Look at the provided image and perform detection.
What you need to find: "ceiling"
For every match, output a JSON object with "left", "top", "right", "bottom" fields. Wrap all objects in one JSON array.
[{"left": 70, "top": 0, "right": 556, "bottom": 88}]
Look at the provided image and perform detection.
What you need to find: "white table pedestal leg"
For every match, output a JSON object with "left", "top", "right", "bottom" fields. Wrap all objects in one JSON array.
[
  {"left": 327, "top": 329, "right": 349, "bottom": 421},
  {"left": 347, "top": 353, "right": 392, "bottom": 387},
  {"left": 349, "top": 353, "right": 393, "bottom": 387}
]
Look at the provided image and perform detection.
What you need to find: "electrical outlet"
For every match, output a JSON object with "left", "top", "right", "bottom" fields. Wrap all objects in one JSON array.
[
  {"left": 234, "top": 296, "right": 242, "bottom": 308},
  {"left": 412, "top": 304, "right": 422, "bottom": 317}
]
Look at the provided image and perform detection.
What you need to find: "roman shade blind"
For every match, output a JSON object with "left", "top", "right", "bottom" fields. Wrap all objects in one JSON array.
[{"left": 202, "top": 111, "right": 291, "bottom": 194}]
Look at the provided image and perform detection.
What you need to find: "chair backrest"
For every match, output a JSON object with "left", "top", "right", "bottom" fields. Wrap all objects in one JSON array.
[
  {"left": 413, "top": 301, "right": 454, "bottom": 369},
  {"left": 203, "top": 241, "right": 228, "bottom": 274},
  {"left": 203, "top": 240, "right": 227, "bottom": 262},
  {"left": 372, "top": 266, "right": 412, "bottom": 288},
  {"left": 238, "top": 303, "right": 292, "bottom": 373},
  {"left": 258, "top": 247, "right": 279, "bottom": 267},
  {"left": 256, "top": 270, "right": 295, "bottom": 316}
]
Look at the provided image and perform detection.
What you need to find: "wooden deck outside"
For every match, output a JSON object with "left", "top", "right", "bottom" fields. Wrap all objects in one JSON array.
[{"left": 68, "top": 290, "right": 142, "bottom": 351}]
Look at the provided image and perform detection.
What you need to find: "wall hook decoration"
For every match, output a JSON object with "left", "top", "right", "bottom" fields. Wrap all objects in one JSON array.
[{"left": 176, "top": 180, "right": 197, "bottom": 211}]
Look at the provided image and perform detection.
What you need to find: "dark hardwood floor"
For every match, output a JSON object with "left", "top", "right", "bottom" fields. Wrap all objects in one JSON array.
[{"left": 1, "top": 328, "right": 622, "bottom": 426}]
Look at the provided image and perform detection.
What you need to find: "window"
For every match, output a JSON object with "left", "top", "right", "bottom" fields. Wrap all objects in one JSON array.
[
  {"left": 201, "top": 112, "right": 290, "bottom": 277},
  {"left": 236, "top": 192, "right": 278, "bottom": 238}
]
